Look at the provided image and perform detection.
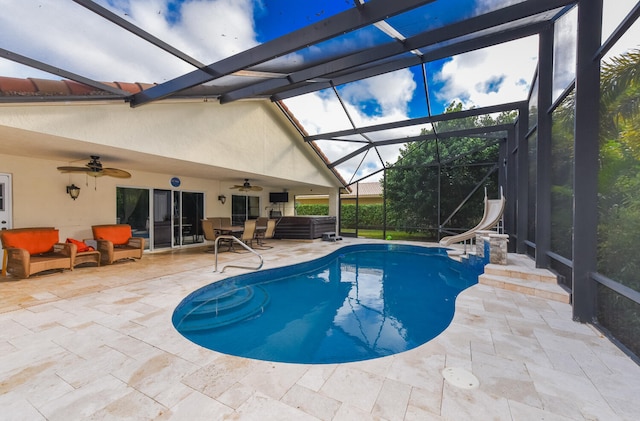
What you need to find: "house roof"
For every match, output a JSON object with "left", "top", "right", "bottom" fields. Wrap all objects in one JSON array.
[
  {"left": 342, "top": 182, "right": 382, "bottom": 198},
  {"left": 0, "top": 77, "right": 151, "bottom": 99},
  {"left": 0, "top": 74, "right": 351, "bottom": 190}
]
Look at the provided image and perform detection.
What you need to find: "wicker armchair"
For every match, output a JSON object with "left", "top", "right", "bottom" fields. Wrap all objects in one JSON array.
[
  {"left": 91, "top": 224, "right": 144, "bottom": 265},
  {"left": 1, "top": 228, "right": 75, "bottom": 278}
]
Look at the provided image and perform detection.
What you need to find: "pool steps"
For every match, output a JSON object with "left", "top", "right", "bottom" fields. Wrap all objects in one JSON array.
[
  {"left": 188, "top": 286, "right": 255, "bottom": 315},
  {"left": 480, "top": 254, "right": 571, "bottom": 303},
  {"left": 176, "top": 285, "right": 270, "bottom": 331},
  {"left": 450, "top": 250, "right": 571, "bottom": 303}
]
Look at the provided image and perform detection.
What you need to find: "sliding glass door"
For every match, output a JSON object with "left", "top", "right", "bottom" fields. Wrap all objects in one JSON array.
[
  {"left": 178, "top": 191, "right": 204, "bottom": 246},
  {"left": 117, "top": 187, "right": 204, "bottom": 250},
  {"left": 153, "top": 189, "right": 172, "bottom": 248},
  {"left": 116, "top": 187, "right": 150, "bottom": 249}
]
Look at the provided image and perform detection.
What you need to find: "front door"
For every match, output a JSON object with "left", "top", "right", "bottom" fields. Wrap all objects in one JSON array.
[{"left": 0, "top": 174, "right": 12, "bottom": 233}]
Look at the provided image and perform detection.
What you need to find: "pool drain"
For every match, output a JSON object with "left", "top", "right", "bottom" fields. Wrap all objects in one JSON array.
[{"left": 442, "top": 367, "right": 479, "bottom": 389}]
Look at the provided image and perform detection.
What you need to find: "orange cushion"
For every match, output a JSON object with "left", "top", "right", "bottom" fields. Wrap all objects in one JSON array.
[
  {"left": 66, "top": 238, "right": 94, "bottom": 252},
  {"left": 1, "top": 229, "right": 59, "bottom": 255},
  {"left": 92, "top": 225, "right": 131, "bottom": 245}
]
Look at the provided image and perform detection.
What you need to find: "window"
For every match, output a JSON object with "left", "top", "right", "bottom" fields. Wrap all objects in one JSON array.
[{"left": 232, "top": 195, "right": 260, "bottom": 225}]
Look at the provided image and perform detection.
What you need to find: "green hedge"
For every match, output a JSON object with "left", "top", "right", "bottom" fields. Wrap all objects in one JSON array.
[
  {"left": 295, "top": 204, "right": 329, "bottom": 216},
  {"left": 295, "top": 203, "right": 387, "bottom": 229},
  {"left": 340, "top": 204, "right": 385, "bottom": 229}
]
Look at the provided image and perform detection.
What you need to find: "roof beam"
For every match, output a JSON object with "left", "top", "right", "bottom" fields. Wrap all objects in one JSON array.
[
  {"left": 272, "top": 17, "right": 551, "bottom": 101},
  {"left": 327, "top": 124, "right": 512, "bottom": 168},
  {"left": 129, "top": 0, "right": 438, "bottom": 107},
  {"left": 306, "top": 101, "right": 526, "bottom": 141},
  {"left": 221, "top": 0, "right": 575, "bottom": 103}
]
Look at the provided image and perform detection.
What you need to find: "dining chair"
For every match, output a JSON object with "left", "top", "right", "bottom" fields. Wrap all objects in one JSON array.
[
  {"left": 255, "top": 219, "right": 276, "bottom": 249},
  {"left": 239, "top": 219, "right": 257, "bottom": 248},
  {"left": 256, "top": 217, "right": 268, "bottom": 230},
  {"left": 201, "top": 219, "right": 217, "bottom": 253},
  {"left": 202, "top": 219, "right": 231, "bottom": 252}
]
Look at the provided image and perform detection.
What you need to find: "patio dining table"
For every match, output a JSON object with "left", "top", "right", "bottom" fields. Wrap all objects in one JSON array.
[
  {"left": 219, "top": 225, "right": 244, "bottom": 235},
  {"left": 215, "top": 225, "right": 244, "bottom": 252}
]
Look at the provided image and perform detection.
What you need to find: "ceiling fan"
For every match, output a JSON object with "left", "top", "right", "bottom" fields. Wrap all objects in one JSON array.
[
  {"left": 57, "top": 155, "right": 131, "bottom": 178},
  {"left": 230, "top": 179, "right": 263, "bottom": 191}
]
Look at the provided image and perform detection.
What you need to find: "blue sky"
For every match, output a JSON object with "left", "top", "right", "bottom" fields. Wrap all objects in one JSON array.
[
  {"left": 4, "top": 0, "right": 612, "bottom": 181},
  {"left": 252, "top": 0, "right": 354, "bottom": 43}
]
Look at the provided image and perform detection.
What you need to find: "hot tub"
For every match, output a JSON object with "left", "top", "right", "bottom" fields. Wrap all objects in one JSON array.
[{"left": 273, "top": 216, "right": 337, "bottom": 240}]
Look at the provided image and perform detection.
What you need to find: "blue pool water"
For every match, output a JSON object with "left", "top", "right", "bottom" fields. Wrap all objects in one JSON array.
[{"left": 172, "top": 243, "right": 482, "bottom": 364}]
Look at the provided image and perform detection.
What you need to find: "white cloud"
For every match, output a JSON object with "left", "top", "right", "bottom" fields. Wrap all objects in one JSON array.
[
  {"left": 475, "top": 0, "right": 526, "bottom": 13},
  {"left": 162, "top": 0, "right": 259, "bottom": 62},
  {"left": 284, "top": 70, "right": 420, "bottom": 182},
  {"left": 280, "top": 1, "right": 539, "bottom": 183},
  {"left": 340, "top": 70, "right": 416, "bottom": 116},
  {"left": 0, "top": 0, "right": 260, "bottom": 82},
  {"left": 433, "top": 36, "right": 538, "bottom": 110},
  {"left": 284, "top": 33, "right": 537, "bottom": 183},
  {"left": 602, "top": 0, "right": 640, "bottom": 60}
]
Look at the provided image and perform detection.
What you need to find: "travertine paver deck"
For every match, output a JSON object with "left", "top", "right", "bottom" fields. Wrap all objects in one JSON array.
[{"left": 1, "top": 238, "right": 639, "bottom": 420}]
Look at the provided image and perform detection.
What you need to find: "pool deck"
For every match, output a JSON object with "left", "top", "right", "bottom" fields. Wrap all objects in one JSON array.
[{"left": 1, "top": 238, "right": 639, "bottom": 420}]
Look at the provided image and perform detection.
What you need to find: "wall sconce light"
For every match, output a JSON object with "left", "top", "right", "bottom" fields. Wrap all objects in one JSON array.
[
  {"left": 66, "top": 184, "right": 81, "bottom": 200},
  {"left": 218, "top": 195, "right": 226, "bottom": 205}
]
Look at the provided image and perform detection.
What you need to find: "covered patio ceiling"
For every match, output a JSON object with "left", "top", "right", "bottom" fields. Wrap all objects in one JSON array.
[{"left": 0, "top": 0, "right": 578, "bottom": 185}]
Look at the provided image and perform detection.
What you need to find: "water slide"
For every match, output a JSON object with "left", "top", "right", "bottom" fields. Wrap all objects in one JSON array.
[{"left": 439, "top": 191, "right": 505, "bottom": 247}]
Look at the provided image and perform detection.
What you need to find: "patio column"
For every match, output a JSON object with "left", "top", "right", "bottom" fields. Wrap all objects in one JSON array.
[
  {"left": 328, "top": 188, "right": 340, "bottom": 219},
  {"left": 535, "top": 26, "right": 554, "bottom": 268},
  {"left": 503, "top": 127, "right": 516, "bottom": 251},
  {"left": 516, "top": 104, "right": 529, "bottom": 254},
  {"left": 572, "top": 0, "right": 602, "bottom": 322}
]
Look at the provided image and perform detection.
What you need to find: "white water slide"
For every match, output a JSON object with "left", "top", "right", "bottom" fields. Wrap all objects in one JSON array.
[{"left": 439, "top": 190, "right": 506, "bottom": 247}]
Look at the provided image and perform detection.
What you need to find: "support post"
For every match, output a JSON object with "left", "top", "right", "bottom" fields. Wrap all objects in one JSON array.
[
  {"left": 572, "top": 0, "right": 602, "bottom": 322},
  {"left": 516, "top": 104, "right": 529, "bottom": 254},
  {"left": 535, "top": 26, "right": 554, "bottom": 268}
]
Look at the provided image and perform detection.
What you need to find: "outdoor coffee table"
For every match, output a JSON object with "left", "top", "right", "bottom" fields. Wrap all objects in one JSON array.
[{"left": 74, "top": 250, "right": 101, "bottom": 267}]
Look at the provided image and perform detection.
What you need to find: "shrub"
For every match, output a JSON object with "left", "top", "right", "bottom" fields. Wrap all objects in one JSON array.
[{"left": 295, "top": 204, "right": 329, "bottom": 216}]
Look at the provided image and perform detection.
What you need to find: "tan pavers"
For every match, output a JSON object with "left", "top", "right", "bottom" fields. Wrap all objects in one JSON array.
[{"left": 1, "top": 239, "right": 639, "bottom": 420}]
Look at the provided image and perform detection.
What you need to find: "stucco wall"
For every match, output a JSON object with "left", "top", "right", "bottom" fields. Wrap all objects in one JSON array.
[
  {"left": 0, "top": 154, "right": 230, "bottom": 242},
  {"left": 0, "top": 98, "right": 342, "bottom": 246},
  {"left": 0, "top": 100, "right": 338, "bottom": 188},
  {"left": 0, "top": 156, "right": 328, "bottom": 245}
]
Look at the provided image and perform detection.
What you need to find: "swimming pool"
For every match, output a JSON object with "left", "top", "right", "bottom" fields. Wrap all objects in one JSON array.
[{"left": 172, "top": 243, "right": 481, "bottom": 364}]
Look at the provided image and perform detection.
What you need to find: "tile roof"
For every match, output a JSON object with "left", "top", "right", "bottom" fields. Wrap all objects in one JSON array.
[
  {"left": 0, "top": 76, "right": 153, "bottom": 97},
  {"left": 342, "top": 182, "right": 382, "bottom": 197}
]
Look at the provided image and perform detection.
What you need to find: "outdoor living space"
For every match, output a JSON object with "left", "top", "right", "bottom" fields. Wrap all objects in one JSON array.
[{"left": 1, "top": 238, "right": 639, "bottom": 420}]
